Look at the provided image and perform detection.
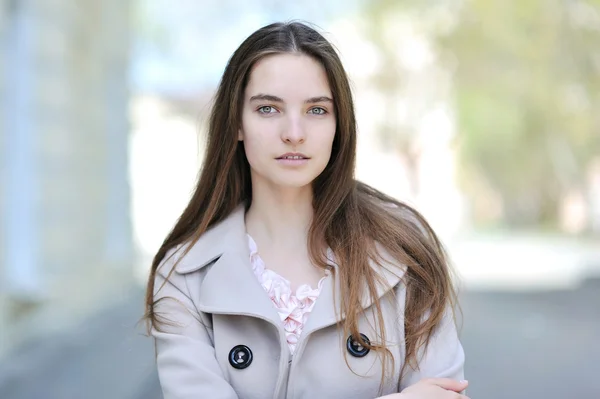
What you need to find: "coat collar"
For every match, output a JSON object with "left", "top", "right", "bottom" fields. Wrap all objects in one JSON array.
[
  {"left": 302, "top": 242, "right": 405, "bottom": 336},
  {"left": 174, "top": 204, "right": 249, "bottom": 274},
  {"left": 173, "top": 203, "right": 405, "bottom": 334}
]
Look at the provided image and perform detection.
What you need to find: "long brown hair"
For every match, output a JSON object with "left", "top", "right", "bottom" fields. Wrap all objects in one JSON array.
[{"left": 145, "top": 20, "right": 457, "bottom": 388}]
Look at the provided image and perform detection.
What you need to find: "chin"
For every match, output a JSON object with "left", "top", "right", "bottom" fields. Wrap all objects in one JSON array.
[{"left": 271, "top": 174, "right": 318, "bottom": 189}]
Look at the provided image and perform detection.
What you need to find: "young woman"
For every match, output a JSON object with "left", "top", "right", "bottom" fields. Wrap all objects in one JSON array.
[{"left": 145, "top": 21, "right": 467, "bottom": 399}]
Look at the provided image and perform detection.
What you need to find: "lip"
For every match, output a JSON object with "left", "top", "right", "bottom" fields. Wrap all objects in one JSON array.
[{"left": 276, "top": 152, "right": 310, "bottom": 160}]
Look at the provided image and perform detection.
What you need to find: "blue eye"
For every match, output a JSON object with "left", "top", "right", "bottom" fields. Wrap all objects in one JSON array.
[
  {"left": 257, "top": 106, "right": 277, "bottom": 114},
  {"left": 309, "top": 107, "right": 327, "bottom": 115}
]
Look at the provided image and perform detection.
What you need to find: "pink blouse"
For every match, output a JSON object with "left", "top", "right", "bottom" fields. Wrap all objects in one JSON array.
[{"left": 247, "top": 234, "right": 331, "bottom": 354}]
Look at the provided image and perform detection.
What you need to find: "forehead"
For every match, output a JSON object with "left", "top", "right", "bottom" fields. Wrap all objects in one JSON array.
[{"left": 245, "top": 53, "right": 332, "bottom": 99}]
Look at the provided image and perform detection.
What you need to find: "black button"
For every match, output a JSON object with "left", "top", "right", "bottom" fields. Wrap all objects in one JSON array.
[
  {"left": 346, "top": 333, "right": 370, "bottom": 357},
  {"left": 228, "top": 345, "right": 253, "bottom": 369}
]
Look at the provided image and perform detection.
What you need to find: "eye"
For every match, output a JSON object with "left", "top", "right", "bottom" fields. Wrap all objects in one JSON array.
[
  {"left": 308, "top": 107, "right": 327, "bottom": 115},
  {"left": 257, "top": 105, "right": 278, "bottom": 114}
]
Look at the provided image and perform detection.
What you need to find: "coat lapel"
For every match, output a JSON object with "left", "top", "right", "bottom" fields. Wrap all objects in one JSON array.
[
  {"left": 301, "top": 244, "right": 406, "bottom": 338},
  {"left": 174, "top": 204, "right": 285, "bottom": 331},
  {"left": 175, "top": 203, "right": 406, "bottom": 339},
  {"left": 195, "top": 249, "right": 283, "bottom": 327}
]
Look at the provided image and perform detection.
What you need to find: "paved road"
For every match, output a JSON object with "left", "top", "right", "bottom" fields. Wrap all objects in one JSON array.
[
  {"left": 461, "top": 277, "right": 600, "bottom": 399},
  {"left": 1, "top": 278, "right": 599, "bottom": 399},
  {"left": 0, "top": 289, "right": 157, "bottom": 399}
]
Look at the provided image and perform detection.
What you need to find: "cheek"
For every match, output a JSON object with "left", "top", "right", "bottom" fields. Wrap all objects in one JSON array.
[
  {"left": 243, "top": 136, "right": 262, "bottom": 166},
  {"left": 241, "top": 124, "right": 271, "bottom": 166},
  {"left": 316, "top": 120, "right": 337, "bottom": 154}
]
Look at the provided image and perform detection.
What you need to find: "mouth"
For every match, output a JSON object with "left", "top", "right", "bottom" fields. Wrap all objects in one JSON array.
[{"left": 276, "top": 153, "right": 310, "bottom": 160}]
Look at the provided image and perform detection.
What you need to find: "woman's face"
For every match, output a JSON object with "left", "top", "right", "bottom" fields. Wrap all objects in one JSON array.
[{"left": 239, "top": 53, "right": 336, "bottom": 191}]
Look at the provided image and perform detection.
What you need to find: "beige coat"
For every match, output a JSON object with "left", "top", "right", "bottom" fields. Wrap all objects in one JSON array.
[{"left": 152, "top": 205, "right": 465, "bottom": 399}]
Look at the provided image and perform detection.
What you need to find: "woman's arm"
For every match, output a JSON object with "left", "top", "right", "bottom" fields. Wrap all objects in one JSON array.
[
  {"left": 152, "top": 260, "right": 238, "bottom": 399},
  {"left": 375, "top": 307, "right": 467, "bottom": 399},
  {"left": 399, "top": 306, "right": 466, "bottom": 392},
  {"left": 379, "top": 378, "right": 469, "bottom": 399}
]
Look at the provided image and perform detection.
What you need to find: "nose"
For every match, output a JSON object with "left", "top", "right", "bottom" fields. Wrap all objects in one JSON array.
[{"left": 281, "top": 115, "right": 305, "bottom": 145}]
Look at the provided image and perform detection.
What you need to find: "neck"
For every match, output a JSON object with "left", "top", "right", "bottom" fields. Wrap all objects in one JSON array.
[{"left": 245, "top": 184, "right": 314, "bottom": 249}]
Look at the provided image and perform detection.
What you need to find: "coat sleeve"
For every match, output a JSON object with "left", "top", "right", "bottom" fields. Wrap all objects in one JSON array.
[
  {"left": 399, "top": 306, "right": 465, "bottom": 391},
  {"left": 392, "top": 204, "right": 466, "bottom": 390},
  {"left": 152, "top": 258, "right": 238, "bottom": 399}
]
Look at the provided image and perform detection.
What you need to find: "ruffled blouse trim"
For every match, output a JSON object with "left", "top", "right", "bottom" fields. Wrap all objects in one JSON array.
[{"left": 247, "top": 234, "right": 331, "bottom": 353}]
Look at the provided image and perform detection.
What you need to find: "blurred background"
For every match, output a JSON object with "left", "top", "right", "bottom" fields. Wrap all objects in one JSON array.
[{"left": 1, "top": 0, "right": 599, "bottom": 398}]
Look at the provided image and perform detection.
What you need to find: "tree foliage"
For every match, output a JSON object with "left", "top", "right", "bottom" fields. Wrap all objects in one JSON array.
[
  {"left": 362, "top": 0, "right": 600, "bottom": 229},
  {"left": 442, "top": 0, "right": 600, "bottom": 227}
]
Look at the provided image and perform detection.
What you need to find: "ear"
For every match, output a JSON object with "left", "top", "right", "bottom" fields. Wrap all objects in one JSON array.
[{"left": 238, "top": 128, "right": 244, "bottom": 141}]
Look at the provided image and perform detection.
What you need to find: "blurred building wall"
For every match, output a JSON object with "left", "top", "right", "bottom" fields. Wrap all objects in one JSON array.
[
  {"left": 0, "top": 0, "right": 134, "bottom": 358},
  {"left": 0, "top": 0, "right": 8, "bottom": 359}
]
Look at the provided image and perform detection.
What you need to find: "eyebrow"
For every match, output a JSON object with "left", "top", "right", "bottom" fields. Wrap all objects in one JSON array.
[{"left": 249, "top": 94, "right": 333, "bottom": 104}]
